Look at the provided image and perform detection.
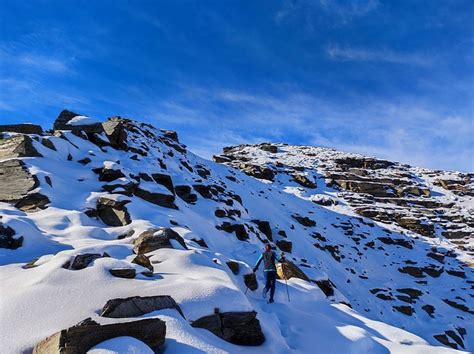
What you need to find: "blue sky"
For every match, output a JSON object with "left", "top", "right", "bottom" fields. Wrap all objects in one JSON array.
[{"left": 1, "top": 0, "right": 473, "bottom": 171}]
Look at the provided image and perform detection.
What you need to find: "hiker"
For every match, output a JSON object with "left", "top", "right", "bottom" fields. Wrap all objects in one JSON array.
[{"left": 253, "top": 244, "right": 286, "bottom": 303}]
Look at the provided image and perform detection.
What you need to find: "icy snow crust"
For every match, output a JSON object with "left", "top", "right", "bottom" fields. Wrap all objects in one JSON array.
[{"left": 0, "top": 120, "right": 472, "bottom": 353}]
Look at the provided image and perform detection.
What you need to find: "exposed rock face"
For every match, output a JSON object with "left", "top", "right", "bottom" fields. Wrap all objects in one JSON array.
[
  {"left": 0, "top": 134, "right": 42, "bottom": 159},
  {"left": 96, "top": 197, "right": 131, "bottom": 227},
  {"left": 292, "top": 214, "right": 316, "bottom": 227},
  {"left": 292, "top": 174, "right": 316, "bottom": 188},
  {"left": 0, "top": 124, "right": 43, "bottom": 135},
  {"left": 216, "top": 222, "right": 249, "bottom": 241},
  {"left": 0, "top": 160, "right": 38, "bottom": 202},
  {"left": 32, "top": 317, "right": 166, "bottom": 353},
  {"left": 132, "top": 228, "right": 187, "bottom": 254},
  {"left": 238, "top": 163, "right": 275, "bottom": 181},
  {"left": 191, "top": 311, "right": 265, "bottom": 346},
  {"left": 314, "top": 279, "right": 336, "bottom": 297},
  {"left": 101, "top": 295, "right": 184, "bottom": 318},
  {"left": 95, "top": 167, "right": 125, "bottom": 182},
  {"left": 0, "top": 224, "right": 23, "bottom": 249},
  {"left": 132, "top": 254, "right": 153, "bottom": 272},
  {"left": 252, "top": 220, "right": 272, "bottom": 241}
]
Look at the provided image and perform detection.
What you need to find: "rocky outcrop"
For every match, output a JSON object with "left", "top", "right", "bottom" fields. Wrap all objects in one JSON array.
[
  {"left": 251, "top": 219, "right": 272, "bottom": 241},
  {"left": 53, "top": 110, "right": 103, "bottom": 134},
  {"left": 0, "top": 124, "right": 43, "bottom": 135},
  {"left": 101, "top": 295, "right": 184, "bottom": 318},
  {"left": 292, "top": 174, "right": 316, "bottom": 188},
  {"left": 238, "top": 163, "right": 274, "bottom": 181},
  {"left": 276, "top": 240, "right": 292, "bottom": 253},
  {"left": 102, "top": 117, "right": 128, "bottom": 150},
  {"left": 32, "top": 317, "right": 166, "bottom": 353},
  {"left": 0, "top": 158, "right": 37, "bottom": 203},
  {"left": 132, "top": 228, "right": 187, "bottom": 254},
  {"left": 216, "top": 222, "right": 249, "bottom": 241},
  {"left": 15, "top": 193, "right": 50, "bottom": 212},
  {"left": 191, "top": 310, "right": 265, "bottom": 346},
  {"left": 0, "top": 134, "right": 41, "bottom": 160},
  {"left": 96, "top": 197, "right": 131, "bottom": 227}
]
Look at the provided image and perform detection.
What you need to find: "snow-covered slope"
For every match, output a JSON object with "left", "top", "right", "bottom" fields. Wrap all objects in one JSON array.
[{"left": 0, "top": 111, "right": 472, "bottom": 353}]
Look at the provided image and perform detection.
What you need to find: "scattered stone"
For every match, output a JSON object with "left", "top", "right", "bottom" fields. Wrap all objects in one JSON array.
[
  {"left": 443, "top": 299, "right": 473, "bottom": 314},
  {"left": 191, "top": 238, "right": 208, "bottom": 248},
  {"left": 422, "top": 304, "right": 435, "bottom": 317},
  {"left": 292, "top": 174, "right": 316, "bottom": 189},
  {"left": 133, "top": 228, "right": 187, "bottom": 254},
  {"left": 32, "top": 317, "right": 165, "bottom": 353},
  {"left": 217, "top": 222, "right": 249, "bottom": 241},
  {"left": 377, "top": 237, "right": 413, "bottom": 249},
  {"left": 427, "top": 252, "right": 445, "bottom": 263},
  {"left": 191, "top": 311, "right": 265, "bottom": 346},
  {"left": 97, "top": 197, "right": 131, "bottom": 227},
  {"left": 101, "top": 295, "right": 184, "bottom": 318},
  {"left": 252, "top": 220, "right": 272, "bottom": 241},
  {"left": 96, "top": 167, "right": 125, "bottom": 182}
]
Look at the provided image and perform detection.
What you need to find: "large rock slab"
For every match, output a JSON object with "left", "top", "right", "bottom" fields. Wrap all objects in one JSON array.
[
  {"left": 276, "top": 261, "right": 309, "bottom": 281},
  {"left": 62, "top": 253, "right": 110, "bottom": 270},
  {"left": 0, "top": 134, "right": 42, "bottom": 159},
  {"left": 192, "top": 311, "right": 265, "bottom": 346},
  {"left": 0, "top": 124, "right": 43, "bottom": 135},
  {"left": 32, "top": 317, "right": 166, "bottom": 353},
  {"left": 0, "top": 160, "right": 38, "bottom": 202},
  {"left": 102, "top": 118, "right": 128, "bottom": 150},
  {"left": 15, "top": 193, "right": 50, "bottom": 212},
  {"left": 101, "top": 295, "right": 185, "bottom": 318},
  {"left": 132, "top": 228, "right": 187, "bottom": 254}
]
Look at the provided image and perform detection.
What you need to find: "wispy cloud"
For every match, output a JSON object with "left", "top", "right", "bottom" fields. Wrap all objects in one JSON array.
[
  {"left": 0, "top": 46, "right": 71, "bottom": 74},
  {"left": 325, "top": 44, "right": 432, "bottom": 66}
]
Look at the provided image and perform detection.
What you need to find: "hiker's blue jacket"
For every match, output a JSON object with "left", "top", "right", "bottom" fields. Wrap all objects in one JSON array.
[{"left": 254, "top": 251, "right": 284, "bottom": 272}]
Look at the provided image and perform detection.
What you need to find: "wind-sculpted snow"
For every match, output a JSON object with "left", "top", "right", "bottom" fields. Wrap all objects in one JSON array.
[{"left": 0, "top": 112, "right": 472, "bottom": 353}]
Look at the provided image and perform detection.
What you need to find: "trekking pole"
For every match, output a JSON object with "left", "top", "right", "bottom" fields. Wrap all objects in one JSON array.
[{"left": 284, "top": 276, "right": 290, "bottom": 302}]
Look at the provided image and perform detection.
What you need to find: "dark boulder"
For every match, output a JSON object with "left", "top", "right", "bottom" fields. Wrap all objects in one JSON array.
[
  {"left": 252, "top": 220, "right": 272, "bottom": 241},
  {"left": 314, "top": 279, "right": 336, "bottom": 297},
  {"left": 132, "top": 228, "right": 187, "bottom": 254},
  {"left": 217, "top": 222, "right": 249, "bottom": 241},
  {"left": 134, "top": 185, "right": 177, "bottom": 209},
  {"left": 109, "top": 268, "right": 136, "bottom": 279},
  {"left": 192, "top": 310, "right": 265, "bottom": 346},
  {"left": 95, "top": 167, "right": 125, "bottom": 182},
  {"left": 53, "top": 110, "right": 103, "bottom": 133},
  {"left": 0, "top": 124, "right": 43, "bottom": 135},
  {"left": 276, "top": 240, "right": 292, "bottom": 253},
  {"left": 175, "top": 185, "right": 197, "bottom": 204},
  {"left": 63, "top": 252, "right": 109, "bottom": 270},
  {"left": 377, "top": 237, "right": 413, "bottom": 249},
  {"left": 292, "top": 214, "right": 316, "bottom": 227},
  {"left": 0, "top": 224, "right": 23, "bottom": 249},
  {"left": 151, "top": 173, "right": 174, "bottom": 193},
  {"left": 244, "top": 273, "right": 258, "bottom": 290},
  {"left": 239, "top": 163, "right": 275, "bottom": 181},
  {"left": 32, "top": 317, "right": 166, "bottom": 353},
  {"left": 226, "top": 261, "right": 240, "bottom": 274},
  {"left": 292, "top": 174, "right": 316, "bottom": 189},
  {"left": 259, "top": 143, "right": 278, "bottom": 153},
  {"left": 96, "top": 197, "right": 131, "bottom": 227},
  {"left": 101, "top": 295, "right": 184, "bottom": 318}
]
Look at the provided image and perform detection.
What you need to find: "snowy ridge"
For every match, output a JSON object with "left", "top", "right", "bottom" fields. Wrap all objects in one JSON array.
[{"left": 0, "top": 112, "right": 472, "bottom": 353}]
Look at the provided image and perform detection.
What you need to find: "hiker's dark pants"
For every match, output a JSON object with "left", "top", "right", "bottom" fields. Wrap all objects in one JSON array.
[{"left": 264, "top": 270, "right": 277, "bottom": 301}]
